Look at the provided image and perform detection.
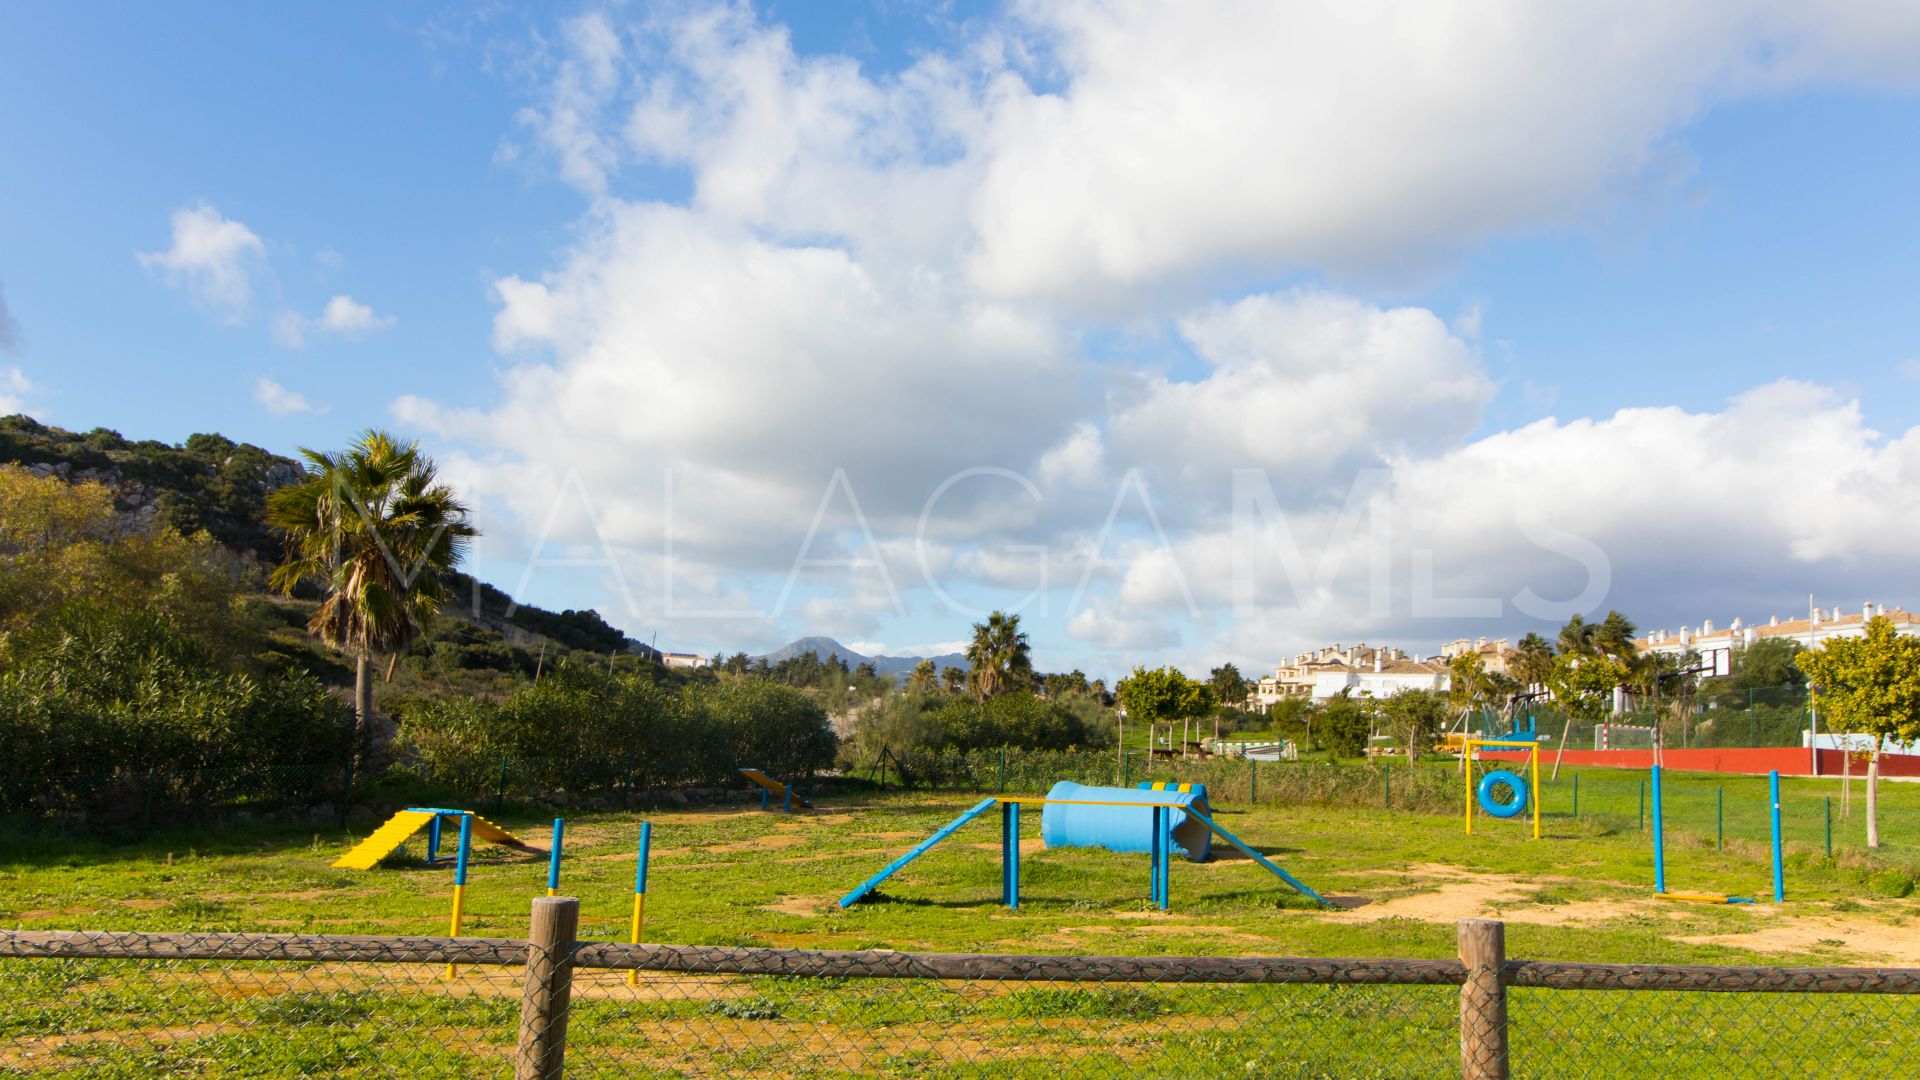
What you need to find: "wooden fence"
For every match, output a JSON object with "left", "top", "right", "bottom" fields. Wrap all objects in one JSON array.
[{"left": 4, "top": 904, "right": 1919, "bottom": 1079}]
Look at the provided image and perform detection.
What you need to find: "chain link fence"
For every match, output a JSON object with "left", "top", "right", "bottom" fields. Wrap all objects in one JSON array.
[{"left": 6, "top": 913, "right": 1920, "bottom": 1078}]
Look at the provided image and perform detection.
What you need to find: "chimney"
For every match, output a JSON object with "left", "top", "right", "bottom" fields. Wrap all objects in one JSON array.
[
  {"left": 1731, "top": 617, "right": 1742, "bottom": 630},
  {"left": 1680, "top": 626, "right": 1691, "bottom": 644},
  {"left": 1374, "top": 651, "right": 1383, "bottom": 672},
  {"left": 1812, "top": 608, "right": 1822, "bottom": 628},
  {"left": 1878, "top": 603, "right": 1888, "bottom": 616},
  {"left": 1769, "top": 615, "right": 1778, "bottom": 627},
  {"left": 1703, "top": 619, "right": 1714, "bottom": 634},
  {"left": 1743, "top": 627, "right": 1756, "bottom": 646},
  {"left": 1864, "top": 602, "right": 1873, "bottom": 622}
]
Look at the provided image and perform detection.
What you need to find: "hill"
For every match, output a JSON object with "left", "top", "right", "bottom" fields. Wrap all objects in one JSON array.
[
  {"left": 758, "top": 635, "right": 967, "bottom": 679},
  {"left": 0, "top": 415, "right": 649, "bottom": 658}
]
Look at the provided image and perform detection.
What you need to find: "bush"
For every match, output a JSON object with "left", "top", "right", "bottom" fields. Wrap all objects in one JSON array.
[
  {"left": 1319, "top": 696, "right": 1373, "bottom": 760},
  {"left": 397, "top": 665, "right": 834, "bottom": 796},
  {"left": 0, "top": 605, "right": 353, "bottom": 814}
]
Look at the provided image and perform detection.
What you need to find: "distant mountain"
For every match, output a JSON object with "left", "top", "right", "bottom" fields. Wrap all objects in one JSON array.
[{"left": 758, "top": 636, "right": 967, "bottom": 680}]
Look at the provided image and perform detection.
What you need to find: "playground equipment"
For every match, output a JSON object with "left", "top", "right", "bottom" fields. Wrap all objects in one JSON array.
[
  {"left": 626, "top": 822, "right": 652, "bottom": 987},
  {"left": 1045, "top": 780, "right": 1212, "bottom": 861},
  {"left": 1649, "top": 766, "right": 1777, "bottom": 904},
  {"left": 738, "top": 767, "right": 813, "bottom": 812},
  {"left": 837, "top": 784, "right": 1328, "bottom": 911},
  {"left": 1463, "top": 739, "right": 1541, "bottom": 840},
  {"left": 332, "top": 807, "right": 543, "bottom": 870},
  {"left": 444, "top": 814, "right": 473, "bottom": 978},
  {"left": 546, "top": 819, "right": 565, "bottom": 896}
]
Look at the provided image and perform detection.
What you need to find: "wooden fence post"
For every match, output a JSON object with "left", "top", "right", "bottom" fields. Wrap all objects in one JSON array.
[
  {"left": 1458, "top": 919, "right": 1509, "bottom": 1079},
  {"left": 517, "top": 896, "right": 579, "bottom": 1080}
]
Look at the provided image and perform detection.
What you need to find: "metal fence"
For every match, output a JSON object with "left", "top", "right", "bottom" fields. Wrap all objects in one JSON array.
[{"left": 5, "top": 907, "right": 1919, "bottom": 1078}]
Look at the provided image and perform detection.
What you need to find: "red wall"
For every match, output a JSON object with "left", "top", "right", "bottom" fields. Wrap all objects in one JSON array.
[{"left": 1478, "top": 746, "right": 1920, "bottom": 778}]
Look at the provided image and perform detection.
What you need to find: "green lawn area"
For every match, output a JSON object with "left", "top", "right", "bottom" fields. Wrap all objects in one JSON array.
[{"left": 3, "top": 767, "right": 1918, "bottom": 1076}]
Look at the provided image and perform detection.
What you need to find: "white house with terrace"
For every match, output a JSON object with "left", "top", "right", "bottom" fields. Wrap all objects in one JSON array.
[{"left": 1636, "top": 601, "right": 1917, "bottom": 676}]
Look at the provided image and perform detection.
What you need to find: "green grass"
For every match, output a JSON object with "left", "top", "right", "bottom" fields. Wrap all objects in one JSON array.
[{"left": 4, "top": 770, "right": 1919, "bottom": 1076}]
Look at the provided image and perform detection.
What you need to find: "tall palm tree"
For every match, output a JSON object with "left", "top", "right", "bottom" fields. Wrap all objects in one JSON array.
[
  {"left": 267, "top": 431, "right": 474, "bottom": 756},
  {"left": 1595, "top": 610, "right": 1639, "bottom": 663},
  {"left": 1557, "top": 614, "right": 1596, "bottom": 658},
  {"left": 940, "top": 666, "right": 967, "bottom": 695},
  {"left": 1513, "top": 632, "right": 1555, "bottom": 691},
  {"left": 965, "top": 610, "right": 1033, "bottom": 699}
]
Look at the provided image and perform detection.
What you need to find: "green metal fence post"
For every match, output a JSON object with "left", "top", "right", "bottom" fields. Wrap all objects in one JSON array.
[
  {"left": 998, "top": 745, "right": 1007, "bottom": 792},
  {"left": 1825, "top": 796, "right": 1832, "bottom": 859},
  {"left": 1383, "top": 763, "right": 1391, "bottom": 808},
  {"left": 1572, "top": 773, "right": 1579, "bottom": 818},
  {"left": 1250, "top": 758, "right": 1257, "bottom": 803},
  {"left": 1638, "top": 779, "right": 1645, "bottom": 831},
  {"left": 141, "top": 767, "right": 157, "bottom": 837},
  {"left": 1716, "top": 786, "right": 1723, "bottom": 851},
  {"left": 339, "top": 757, "right": 354, "bottom": 831}
]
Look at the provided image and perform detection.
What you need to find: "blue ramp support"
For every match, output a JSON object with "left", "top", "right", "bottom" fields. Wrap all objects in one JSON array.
[
  {"left": 839, "top": 798, "right": 999, "bottom": 908},
  {"left": 1184, "top": 806, "right": 1333, "bottom": 908}
]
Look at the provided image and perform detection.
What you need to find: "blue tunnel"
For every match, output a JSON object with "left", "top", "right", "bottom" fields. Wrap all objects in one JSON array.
[{"left": 1039, "top": 780, "right": 1213, "bottom": 862}]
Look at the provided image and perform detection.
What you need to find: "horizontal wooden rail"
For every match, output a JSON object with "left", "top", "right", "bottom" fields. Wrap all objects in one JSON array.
[
  {"left": 0, "top": 929, "right": 528, "bottom": 966},
  {"left": 4, "top": 928, "right": 1918, "bottom": 996},
  {"left": 1505, "top": 960, "right": 1920, "bottom": 994},
  {"left": 572, "top": 942, "right": 1469, "bottom": 985}
]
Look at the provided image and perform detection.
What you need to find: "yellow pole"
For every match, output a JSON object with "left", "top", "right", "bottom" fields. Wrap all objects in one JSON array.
[
  {"left": 626, "top": 821, "right": 652, "bottom": 988},
  {"left": 444, "top": 813, "right": 473, "bottom": 979},
  {"left": 625, "top": 892, "right": 647, "bottom": 988},
  {"left": 1464, "top": 740, "right": 1474, "bottom": 835},
  {"left": 1530, "top": 744, "right": 1541, "bottom": 840}
]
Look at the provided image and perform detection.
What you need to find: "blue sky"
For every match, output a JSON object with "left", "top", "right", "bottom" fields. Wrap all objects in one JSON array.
[{"left": 3, "top": 3, "right": 1918, "bottom": 679}]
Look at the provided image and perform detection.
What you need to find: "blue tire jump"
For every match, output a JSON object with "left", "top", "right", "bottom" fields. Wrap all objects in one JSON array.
[{"left": 1477, "top": 770, "right": 1528, "bottom": 819}]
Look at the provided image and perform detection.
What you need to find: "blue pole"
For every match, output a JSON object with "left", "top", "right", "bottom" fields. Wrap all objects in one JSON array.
[
  {"left": 1651, "top": 766, "right": 1665, "bottom": 894},
  {"left": 546, "top": 818, "right": 565, "bottom": 895},
  {"left": 444, "top": 813, "right": 474, "bottom": 978},
  {"left": 1150, "top": 805, "right": 1170, "bottom": 910},
  {"left": 426, "top": 814, "right": 443, "bottom": 866},
  {"left": 627, "top": 821, "right": 652, "bottom": 987},
  {"left": 1769, "top": 771, "right": 1785, "bottom": 902},
  {"left": 760, "top": 786, "right": 768, "bottom": 811},
  {"left": 1002, "top": 801, "right": 1020, "bottom": 909},
  {"left": 785, "top": 784, "right": 793, "bottom": 814}
]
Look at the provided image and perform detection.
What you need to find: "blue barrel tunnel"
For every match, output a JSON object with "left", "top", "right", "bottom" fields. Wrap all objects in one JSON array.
[{"left": 1039, "top": 780, "right": 1213, "bottom": 862}]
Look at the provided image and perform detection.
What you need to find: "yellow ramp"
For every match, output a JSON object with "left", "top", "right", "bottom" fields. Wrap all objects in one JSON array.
[
  {"left": 738, "top": 768, "right": 814, "bottom": 808},
  {"left": 332, "top": 809, "right": 437, "bottom": 870},
  {"left": 467, "top": 813, "right": 541, "bottom": 854}
]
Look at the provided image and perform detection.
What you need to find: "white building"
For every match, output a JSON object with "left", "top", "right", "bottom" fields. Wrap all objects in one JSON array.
[
  {"left": 1637, "top": 602, "right": 1917, "bottom": 675},
  {"left": 660, "top": 651, "right": 711, "bottom": 669},
  {"left": 1254, "top": 643, "right": 1450, "bottom": 705}
]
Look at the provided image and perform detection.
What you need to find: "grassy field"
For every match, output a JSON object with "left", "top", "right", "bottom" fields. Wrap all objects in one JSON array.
[{"left": 3, "top": 766, "right": 1918, "bottom": 1076}]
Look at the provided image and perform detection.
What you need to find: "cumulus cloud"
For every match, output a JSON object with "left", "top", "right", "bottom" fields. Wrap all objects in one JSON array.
[
  {"left": 254, "top": 377, "right": 325, "bottom": 417},
  {"left": 136, "top": 202, "right": 266, "bottom": 321},
  {"left": 0, "top": 367, "right": 33, "bottom": 416},
  {"left": 273, "top": 295, "right": 396, "bottom": 348},
  {"left": 0, "top": 280, "right": 19, "bottom": 353},
  {"left": 967, "top": 1, "right": 1920, "bottom": 301},
  {"left": 407, "top": 3, "right": 1920, "bottom": 665}
]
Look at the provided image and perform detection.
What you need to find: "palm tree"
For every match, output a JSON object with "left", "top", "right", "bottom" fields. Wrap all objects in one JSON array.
[
  {"left": 1557, "top": 614, "right": 1596, "bottom": 658},
  {"left": 965, "top": 610, "right": 1033, "bottom": 699},
  {"left": 907, "top": 658, "right": 937, "bottom": 693},
  {"left": 267, "top": 430, "right": 474, "bottom": 757},
  {"left": 1513, "top": 632, "right": 1555, "bottom": 691},
  {"left": 940, "top": 666, "right": 967, "bottom": 695},
  {"left": 1595, "top": 610, "right": 1639, "bottom": 663}
]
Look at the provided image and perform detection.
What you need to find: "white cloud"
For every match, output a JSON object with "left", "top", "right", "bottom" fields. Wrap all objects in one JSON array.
[
  {"left": 411, "top": 3, "right": 1920, "bottom": 669},
  {"left": 136, "top": 202, "right": 266, "bottom": 321},
  {"left": 0, "top": 367, "right": 33, "bottom": 415},
  {"left": 0, "top": 280, "right": 19, "bottom": 353},
  {"left": 254, "top": 377, "right": 325, "bottom": 416},
  {"left": 273, "top": 295, "right": 396, "bottom": 348},
  {"left": 967, "top": 1, "right": 1920, "bottom": 301},
  {"left": 1107, "top": 290, "right": 1494, "bottom": 500}
]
